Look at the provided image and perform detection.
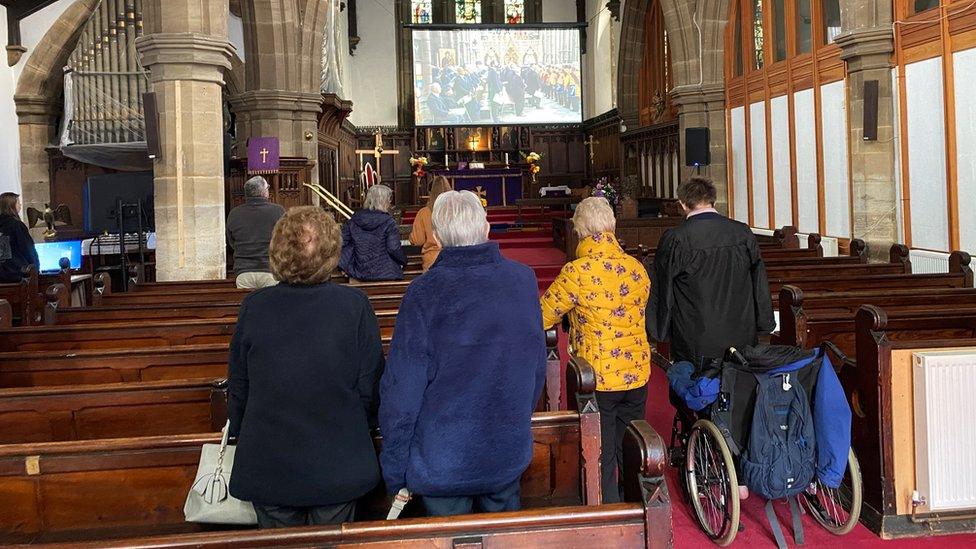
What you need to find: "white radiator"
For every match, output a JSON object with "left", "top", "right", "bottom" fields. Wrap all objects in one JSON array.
[
  {"left": 797, "top": 233, "right": 839, "bottom": 257},
  {"left": 910, "top": 249, "right": 951, "bottom": 275},
  {"left": 912, "top": 350, "right": 976, "bottom": 513}
]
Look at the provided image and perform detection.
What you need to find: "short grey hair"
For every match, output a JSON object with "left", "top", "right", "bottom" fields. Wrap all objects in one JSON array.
[
  {"left": 432, "top": 190, "right": 489, "bottom": 248},
  {"left": 572, "top": 197, "right": 616, "bottom": 238},
  {"left": 364, "top": 184, "right": 393, "bottom": 211},
  {"left": 244, "top": 176, "right": 269, "bottom": 198}
]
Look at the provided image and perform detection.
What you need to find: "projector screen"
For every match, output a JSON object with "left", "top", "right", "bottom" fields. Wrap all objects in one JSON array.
[{"left": 412, "top": 27, "right": 582, "bottom": 126}]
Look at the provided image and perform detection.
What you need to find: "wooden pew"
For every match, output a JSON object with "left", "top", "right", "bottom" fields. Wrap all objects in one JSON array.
[
  {"left": 94, "top": 280, "right": 412, "bottom": 306},
  {"left": 0, "top": 361, "right": 608, "bottom": 543},
  {"left": 846, "top": 306, "right": 976, "bottom": 537},
  {"left": 42, "top": 421, "right": 670, "bottom": 549},
  {"left": 776, "top": 285, "right": 976, "bottom": 348},
  {"left": 0, "top": 379, "right": 227, "bottom": 444},
  {"left": 0, "top": 344, "right": 230, "bottom": 387},
  {"left": 0, "top": 265, "right": 39, "bottom": 326}
]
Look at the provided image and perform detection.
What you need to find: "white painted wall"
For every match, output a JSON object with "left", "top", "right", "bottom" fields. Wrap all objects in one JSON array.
[
  {"left": 583, "top": 0, "right": 618, "bottom": 119},
  {"left": 793, "top": 88, "right": 818, "bottom": 234},
  {"left": 770, "top": 95, "right": 793, "bottom": 227},
  {"left": 0, "top": 6, "right": 22, "bottom": 195},
  {"left": 953, "top": 47, "right": 976, "bottom": 255},
  {"left": 344, "top": 0, "right": 399, "bottom": 126},
  {"left": 820, "top": 80, "right": 850, "bottom": 239},
  {"left": 730, "top": 106, "right": 749, "bottom": 224},
  {"left": 905, "top": 57, "right": 949, "bottom": 251},
  {"left": 12, "top": 0, "right": 73, "bottom": 84},
  {"left": 229, "top": 12, "right": 246, "bottom": 62},
  {"left": 749, "top": 101, "right": 769, "bottom": 228},
  {"left": 543, "top": 0, "right": 577, "bottom": 22}
]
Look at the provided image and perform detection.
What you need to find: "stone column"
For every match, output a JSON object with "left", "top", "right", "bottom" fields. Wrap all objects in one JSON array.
[
  {"left": 230, "top": 90, "right": 323, "bottom": 186},
  {"left": 14, "top": 96, "right": 60, "bottom": 238},
  {"left": 137, "top": 1, "right": 235, "bottom": 281},
  {"left": 836, "top": 2, "right": 897, "bottom": 260},
  {"left": 672, "top": 85, "right": 729, "bottom": 213}
]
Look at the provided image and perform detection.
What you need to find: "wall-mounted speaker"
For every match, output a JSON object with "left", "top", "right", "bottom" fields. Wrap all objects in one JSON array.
[
  {"left": 863, "top": 80, "right": 879, "bottom": 142},
  {"left": 143, "top": 92, "right": 161, "bottom": 160},
  {"left": 685, "top": 127, "right": 710, "bottom": 167}
]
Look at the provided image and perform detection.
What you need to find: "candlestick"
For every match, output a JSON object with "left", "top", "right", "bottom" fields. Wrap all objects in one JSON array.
[{"left": 504, "top": 153, "right": 509, "bottom": 166}]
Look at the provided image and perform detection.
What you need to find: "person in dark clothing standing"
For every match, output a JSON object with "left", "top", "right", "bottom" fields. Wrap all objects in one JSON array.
[
  {"left": 340, "top": 184, "right": 406, "bottom": 281},
  {"left": 226, "top": 176, "right": 285, "bottom": 289},
  {"left": 645, "top": 176, "right": 775, "bottom": 367},
  {"left": 0, "top": 192, "right": 39, "bottom": 283},
  {"left": 228, "top": 206, "right": 384, "bottom": 528}
]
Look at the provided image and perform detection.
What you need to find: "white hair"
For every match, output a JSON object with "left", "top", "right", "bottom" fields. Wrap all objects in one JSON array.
[
  {"left": 364, "top": 184, "right": 393, "bottom": 211},
  {"left": 572, "top": 196, "right": 616, "bottom": 238},
  {"left": 432, "top": 190, "right": 489, "bottom": 248}
]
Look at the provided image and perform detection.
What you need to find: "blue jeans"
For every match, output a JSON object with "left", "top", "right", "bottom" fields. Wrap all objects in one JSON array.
[{"left": 422, "top": 478, "right": 521, "bottom": 517}]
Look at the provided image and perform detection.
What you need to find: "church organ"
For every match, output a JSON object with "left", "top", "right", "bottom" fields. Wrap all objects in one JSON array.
[{"left": 64, "top": 0, "right": 148, "bottom": 148}]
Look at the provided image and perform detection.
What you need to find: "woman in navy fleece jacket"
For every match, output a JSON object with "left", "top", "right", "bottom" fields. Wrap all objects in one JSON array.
[{"left": 379, "top": 190, "right": 547, "bottom": 517}]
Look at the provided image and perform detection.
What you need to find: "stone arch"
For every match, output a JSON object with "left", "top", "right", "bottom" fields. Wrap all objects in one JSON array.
[{"left": 618, "top": 0, "right": 731, "bottom": 128}]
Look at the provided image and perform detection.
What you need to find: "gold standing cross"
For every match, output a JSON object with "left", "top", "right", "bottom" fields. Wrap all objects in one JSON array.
[
  {"left": 355, "top": 129, "right": 400, "bottom": 179},
  {"left": 584, "top": 134, "right": 599, "bottom": 163}
]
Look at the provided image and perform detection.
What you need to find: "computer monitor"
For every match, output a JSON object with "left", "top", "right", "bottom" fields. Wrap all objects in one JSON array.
[{"left": 36, "top": 241, "right": 83, "bottom": 273}]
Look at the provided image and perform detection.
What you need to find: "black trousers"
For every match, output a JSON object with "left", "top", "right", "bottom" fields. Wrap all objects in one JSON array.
[
  {"left": 595, "top": 385, "right": 648, "bottom": 504},
  {"left": 422, "top": 478, "right": 521, "bottom": 517},
  {"left": 253, "top": 501, "right": 356, "bottom": 528}
]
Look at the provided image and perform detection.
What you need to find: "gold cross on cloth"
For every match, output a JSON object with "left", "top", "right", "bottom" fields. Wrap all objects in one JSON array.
[
  {"left": 260, "top": 148, "right": 269, "bottom": 163},
  {"left": 355, "top": 129, "right": 400, "bottom": 178}
]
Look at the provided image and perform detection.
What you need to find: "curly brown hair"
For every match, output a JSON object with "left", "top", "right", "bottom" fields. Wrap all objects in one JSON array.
[{"left": 269, "top": 206, "right": 341, "bottom": 285}]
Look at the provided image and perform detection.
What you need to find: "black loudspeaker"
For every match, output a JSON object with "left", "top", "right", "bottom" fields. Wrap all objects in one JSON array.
[
  {"left": 143, "top": 92, "right": 161, "bottom": 159},
  {"left": 685, "top": 127, "right": 710, "bottom": 167},
  {"left": 863, "top": 80, "right": 879, "bottom": 141}
]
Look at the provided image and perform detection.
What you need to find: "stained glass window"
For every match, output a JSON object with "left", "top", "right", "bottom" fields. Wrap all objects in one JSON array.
[
  {"left": 505, "top": 0, "right": 525, "bottom": 24},
  {"left": 411, "top": 0, "right": 432, "bottom": 24},
  {"left": 734, "top": 12, "right": 743, "bottom": 76},
  {"left": 752, "top": 0, "right": 764, "bottom": 70},
  {"left": 455, "top": 0, "right": 481, "bottom": 24}
]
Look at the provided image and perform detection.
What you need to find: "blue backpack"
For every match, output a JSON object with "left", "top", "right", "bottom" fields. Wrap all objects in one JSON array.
[{"left": 742, "top": 371, "right": 816, "bottom": 548}]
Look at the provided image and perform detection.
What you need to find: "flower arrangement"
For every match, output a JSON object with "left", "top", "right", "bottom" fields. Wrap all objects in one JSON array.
[
  {"left": 592, "top": 177, "right": 620, "bottom": 207},
  {"left": 522, "top": 151, "right": 543, "bottom": 177},
  {"left": 409, "top": 155, "right": 429, "bottom": 178}
]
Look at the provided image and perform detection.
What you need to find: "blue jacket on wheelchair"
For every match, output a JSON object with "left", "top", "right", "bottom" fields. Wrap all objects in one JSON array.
[{"left": 668, "top": 345, "right": 851, "bottom": 489}]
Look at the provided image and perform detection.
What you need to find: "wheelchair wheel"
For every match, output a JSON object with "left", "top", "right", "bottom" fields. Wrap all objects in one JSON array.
[
  {"left": 685, "top": 420, "right": 740, "bottom": 546},
  {"left": 802, "top": 448, "right": 863, "bottom": 535}
]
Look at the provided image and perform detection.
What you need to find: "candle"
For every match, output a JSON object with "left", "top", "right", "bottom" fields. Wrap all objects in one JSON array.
[{"left": 505, "top": 153, "right": 509, "bottom": 166}]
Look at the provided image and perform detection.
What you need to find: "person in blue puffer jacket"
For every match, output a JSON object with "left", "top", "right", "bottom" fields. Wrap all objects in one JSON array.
[{"left": 339, "top": 184, "right": 407, "bottom": 281}]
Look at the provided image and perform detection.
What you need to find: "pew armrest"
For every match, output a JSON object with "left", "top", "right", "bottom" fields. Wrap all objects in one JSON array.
[{"left": 566, "top": 356, "right": 597, "bottom": 412}]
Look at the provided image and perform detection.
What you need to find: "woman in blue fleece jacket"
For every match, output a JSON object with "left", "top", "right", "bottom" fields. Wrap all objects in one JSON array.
[{"left": 379, "top": 190, "right": 547, "bottom": 517}]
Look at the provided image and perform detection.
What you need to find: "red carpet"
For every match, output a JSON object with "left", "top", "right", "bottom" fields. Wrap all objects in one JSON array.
[{"left": 499, "top": 220, "right": 976, "bottom": 548}]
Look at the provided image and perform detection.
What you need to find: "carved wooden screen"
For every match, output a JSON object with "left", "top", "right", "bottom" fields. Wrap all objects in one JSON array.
[
  {"left": 225, "top": 158, "right": 314, "bottom": 214},
  {"left": 622, "top": 122, "right": 679, "bottom": 199}
]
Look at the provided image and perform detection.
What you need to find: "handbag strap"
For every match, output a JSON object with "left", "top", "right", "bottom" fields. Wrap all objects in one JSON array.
[{"left": 215, "top": 420, "right": 231, "bottom": 473}]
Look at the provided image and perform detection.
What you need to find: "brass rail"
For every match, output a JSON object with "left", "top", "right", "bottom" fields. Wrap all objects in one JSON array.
[{"left": 303, "top": 183, "right": 354, "bottom": 220}]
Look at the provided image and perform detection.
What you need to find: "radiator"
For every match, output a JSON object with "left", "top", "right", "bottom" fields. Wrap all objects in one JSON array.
[
  {"left": 797, "top": 233, "right": 839, "bottom": 257},
  {"left": 910, "top": 249, "right": 951, "bottom": 275},
  {"left": 912, "top": 350, "right": 976, "bottom": 513}
]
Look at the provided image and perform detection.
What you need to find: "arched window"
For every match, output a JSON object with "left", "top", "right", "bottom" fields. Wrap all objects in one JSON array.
[{"left": 725, "top": 0, "right": 848, "bottom": 237}]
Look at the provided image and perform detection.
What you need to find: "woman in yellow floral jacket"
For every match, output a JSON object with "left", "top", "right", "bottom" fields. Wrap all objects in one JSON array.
[{"left": 540, "top": 196, "right": 651, "bottom": 503}]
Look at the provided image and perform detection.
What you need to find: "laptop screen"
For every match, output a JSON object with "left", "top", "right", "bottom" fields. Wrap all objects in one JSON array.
[{"left": 36, "top": 241, "right": 83, "bottom": 272}]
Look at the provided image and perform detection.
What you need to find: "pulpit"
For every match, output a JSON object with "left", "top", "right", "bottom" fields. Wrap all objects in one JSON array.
[
  {"left": 225, "top": 157, "right": 315, "bottom": 212},
  {"left": 430, "top": 168, "right": 526, "bottom": 206}
]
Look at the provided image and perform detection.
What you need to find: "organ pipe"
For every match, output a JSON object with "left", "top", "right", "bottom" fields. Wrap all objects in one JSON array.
[{"left": 64, "top": 0, "right": 148, "bottom": 146}]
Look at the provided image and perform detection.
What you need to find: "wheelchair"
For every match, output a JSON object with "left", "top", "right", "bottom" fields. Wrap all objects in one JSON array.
[{"left": 655, "top": 342, "right": 863, "bottom": 546}]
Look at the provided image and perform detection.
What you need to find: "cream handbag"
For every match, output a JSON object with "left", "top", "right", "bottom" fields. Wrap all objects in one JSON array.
[{"left": 183, "top": 420, "right": 257, "bottom": 525}]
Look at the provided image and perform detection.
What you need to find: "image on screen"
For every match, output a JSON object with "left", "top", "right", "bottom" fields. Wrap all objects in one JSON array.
[
  {"left": 36, "top": 241, "right": 83, "bottom": 273},
  {"left": 413, "top": 27, "right": 582, "bottom": 126}
]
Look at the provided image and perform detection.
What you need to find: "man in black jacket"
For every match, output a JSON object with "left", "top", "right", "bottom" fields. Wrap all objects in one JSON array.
[
  {"left": 227, "top": 176, "right": 285, "bottom": 289},
  {"left": 645, "top": 177, "right": 775, "bottom": 367}
]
